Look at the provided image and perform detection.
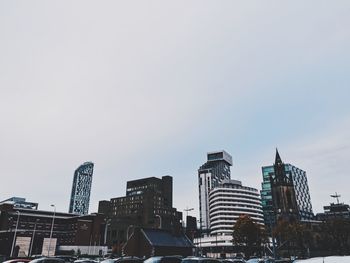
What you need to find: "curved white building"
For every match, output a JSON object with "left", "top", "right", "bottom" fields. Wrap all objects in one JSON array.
[{"left": 209, "top": 179, "right": 264, "bottom": 235}]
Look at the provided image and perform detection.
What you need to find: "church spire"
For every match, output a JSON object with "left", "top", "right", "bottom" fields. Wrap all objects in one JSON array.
[{"left": 275, "top": 148, "right": 283, "bottom": 165}]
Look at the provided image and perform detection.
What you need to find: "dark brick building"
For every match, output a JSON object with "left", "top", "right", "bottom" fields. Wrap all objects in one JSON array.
[
  {"left": 185, "top": 216, "right": 197, "bottom": 241},
  {"left": 316, "top": 201, "right": 350, "bottom": 220},
  {"left": 0, "top": 203, "right": 105, "bottom": 257},
  {"left": 98, "top": 176, "right": 183, "bottom": 252}
]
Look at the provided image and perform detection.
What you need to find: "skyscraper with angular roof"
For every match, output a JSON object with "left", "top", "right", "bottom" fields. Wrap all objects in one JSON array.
[
  {"left": 198, "top": 150, "right": 232, "bottom": 233},
  {"left": 69, "top": 162, "right": 94, "bottom": 215}
]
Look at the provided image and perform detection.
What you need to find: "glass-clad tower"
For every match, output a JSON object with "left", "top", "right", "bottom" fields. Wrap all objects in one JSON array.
[
  {"left": 261, "top": 150, "right": 313, "bottom": 228},
  {"left": 69, "top": 162, "right": 94, "bottom": 215},
  {"left": 198, "top": 150, "right": 232, "bottom": 233}
]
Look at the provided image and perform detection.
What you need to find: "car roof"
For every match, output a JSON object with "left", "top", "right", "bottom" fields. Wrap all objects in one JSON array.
[
  {"left": 114, "top": 258, "right": 142, "bottom": 262},
  {"left": 183, "top": 258, "right": 221, "bottom": 261},
  {"left": 4, "top": 260, "right": 31, "bottom": 263}
]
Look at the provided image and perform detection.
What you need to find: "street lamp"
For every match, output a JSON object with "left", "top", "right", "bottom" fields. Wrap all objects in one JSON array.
[
  {"left": 48, "top": 204, "right": 56, "bottom": 257},
  {"left": 10, "top": 211, "right": 20, "bottom": 258},
  {"left": 155, "top": 215, "right": 162, "bottom": 229},
  {"left": 184, "top": 207, "right": 194, "bottom": 217},
  {"left": 268, "top": 211, "right": 276, "bottom": 259},
  {"left": 197, "top": 219, "right": 203, "bottom": 256},
  {"left": 29, "top": 219, "right": 40, "bottom": 257},
  {"left": 126, "top": 225, "right": 134, "bottom": 240},
  {"left": 104, "top": 219, "right": 111, "bottom": 245},
  {"left": 183, "top": 208, "right": 194, "bottom": 229}
]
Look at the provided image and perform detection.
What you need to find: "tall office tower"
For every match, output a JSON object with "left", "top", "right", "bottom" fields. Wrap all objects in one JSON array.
[
  {"left": 261, "top": 150, "right": 313, "bottom": 227},
  {"left": 69, "top": 162, "right": 94, "bottom": 215},
  {"left": 198, "top": 150, "right": 232, "bottom": 233},
  {"left": 209, "top": 179, "right": 264, "bottom": 236}
]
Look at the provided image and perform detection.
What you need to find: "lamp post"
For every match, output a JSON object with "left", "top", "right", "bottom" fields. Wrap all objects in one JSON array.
[
  {"left": 197, "top": 219, "right": 203, "bottom": 256},
  {"left": 10, "top": 211, "right": 20, "bottom": 258},
  {"left": 184, "top": 207, "right": 194, "bottom": 217},
  {"left": 104, "top": 219, "right": 111, "bottom": 245},
  {"left": 29, "top": 219, "right": 40, "bottom": 256},
  {"left": 268, "top": 211, "right": 276, "bottom": 259},
  {"left": 155, "top": 215, "right": 162, "bottom": 229},
  {"left": 126, "top": 225, "right": 134, "bottom": 240},
  {"left": 48, "top": 204, "right": 56, "bottom": 257}
]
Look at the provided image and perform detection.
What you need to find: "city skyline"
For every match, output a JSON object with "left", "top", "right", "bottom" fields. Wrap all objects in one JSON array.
[
  {"left": 0, "top": 148, "right": 347, "bottom": 216},
  {"left": 0, "top": 1, "right": 349, "bottom": 218}
]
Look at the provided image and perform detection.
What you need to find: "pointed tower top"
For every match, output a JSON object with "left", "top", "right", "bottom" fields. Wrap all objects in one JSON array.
[{"left": 275, "top": 148, "right": 283, "bottom": 165}]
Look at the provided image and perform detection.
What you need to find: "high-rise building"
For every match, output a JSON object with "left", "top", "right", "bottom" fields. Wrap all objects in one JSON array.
[
  {"left": 261, "top": 150, "right": 313, "bottom": 227},
  {"left": 194, "top": 178, "right": 264, "bottom": 256},
  {"left": 69, "top": 162, "right": 94, "bottom": 215},
  {"left": 198, "top": 150, "right": 232, "bottom": 233},
  {"left": 209, "top": 179, "right": 264, "bottom": 236},
  {"left": 98, "top": 176, "right": 183, "bottom": 247}
]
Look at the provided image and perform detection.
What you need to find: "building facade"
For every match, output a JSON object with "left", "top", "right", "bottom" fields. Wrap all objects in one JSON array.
[
  {"left": 98, "top": 176, "right": 183, "bottom": 251},
  {"left": 198, "top": 151, "right": 232, "bottom": 233},
  {"left": 69, "top": 162, "right": 94, "bottom": 215},
  {"left": 194, "top": 179, "right": 264, "bottom": 257},
  {"left": 316, "top": 195, "right": 350, "bottom": 220},
  {"left": 0, "top": 203, "right": 105, "bottom": 257},
  {"left": 209, "top": 179, "right": 264, "bottom": 236},
  {"left": 0, "top": 197, "right": 38, "bottom": 210},
  {"left": 185, "top": 215, "right": 198, "bottom": 241},
  {"left": 261, "top": 150, "right": 313, "bottom": 228}
]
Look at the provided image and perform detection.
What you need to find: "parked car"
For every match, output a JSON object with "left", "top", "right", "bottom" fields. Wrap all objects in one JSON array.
[
  {"left": 181, "top": 257, "right": 221, "bottom": 263},
  {"left": 144, "top": 256, "right": 183, "bottom": 263},
  {"left": 54, "top": 256, "right": 77, "bottom": 263},
  {"left": 221, "top": 259, "right": 246, "bottom": 263},
  {"left": 3, "top": 259, "right": 31, "bottom": 263},
  {"left": 29, "top": 258, "right": 66, "bottom": 263},
  {"left": 101, "top": 257, "right": 143, "bottom": 263},
  {"left": 74, "top": 259, "right": 98, "bottom": 263},
  {"left": 30, "top": 255, "right": 45, "bottom": 260},
  {"left": 246, "top": 259, "right": 274, "bottom": 263}
]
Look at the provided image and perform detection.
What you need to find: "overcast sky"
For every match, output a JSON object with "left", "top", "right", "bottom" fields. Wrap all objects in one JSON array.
[{"left": 0, "top": 1, "right": 349, "bottom": 217}]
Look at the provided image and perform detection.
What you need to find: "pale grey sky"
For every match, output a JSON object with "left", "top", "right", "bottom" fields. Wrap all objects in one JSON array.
[{"left": 0, "top": 1, "right": 349, "bottom": 217}]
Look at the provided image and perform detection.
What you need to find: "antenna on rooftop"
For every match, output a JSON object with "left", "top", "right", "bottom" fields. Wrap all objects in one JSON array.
[{"left": 331, "top": 192, "right": 341, "bottom": 204}]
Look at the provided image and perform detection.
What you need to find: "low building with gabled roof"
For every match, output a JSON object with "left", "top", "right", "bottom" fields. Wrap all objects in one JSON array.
[{"left": 123, "top": 228, "right": 194, "bottom": 258}]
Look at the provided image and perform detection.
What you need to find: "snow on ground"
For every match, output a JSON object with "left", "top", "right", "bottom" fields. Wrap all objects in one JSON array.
[{"left": 294, "top": 256, "right": 350, "bottom": 263}]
